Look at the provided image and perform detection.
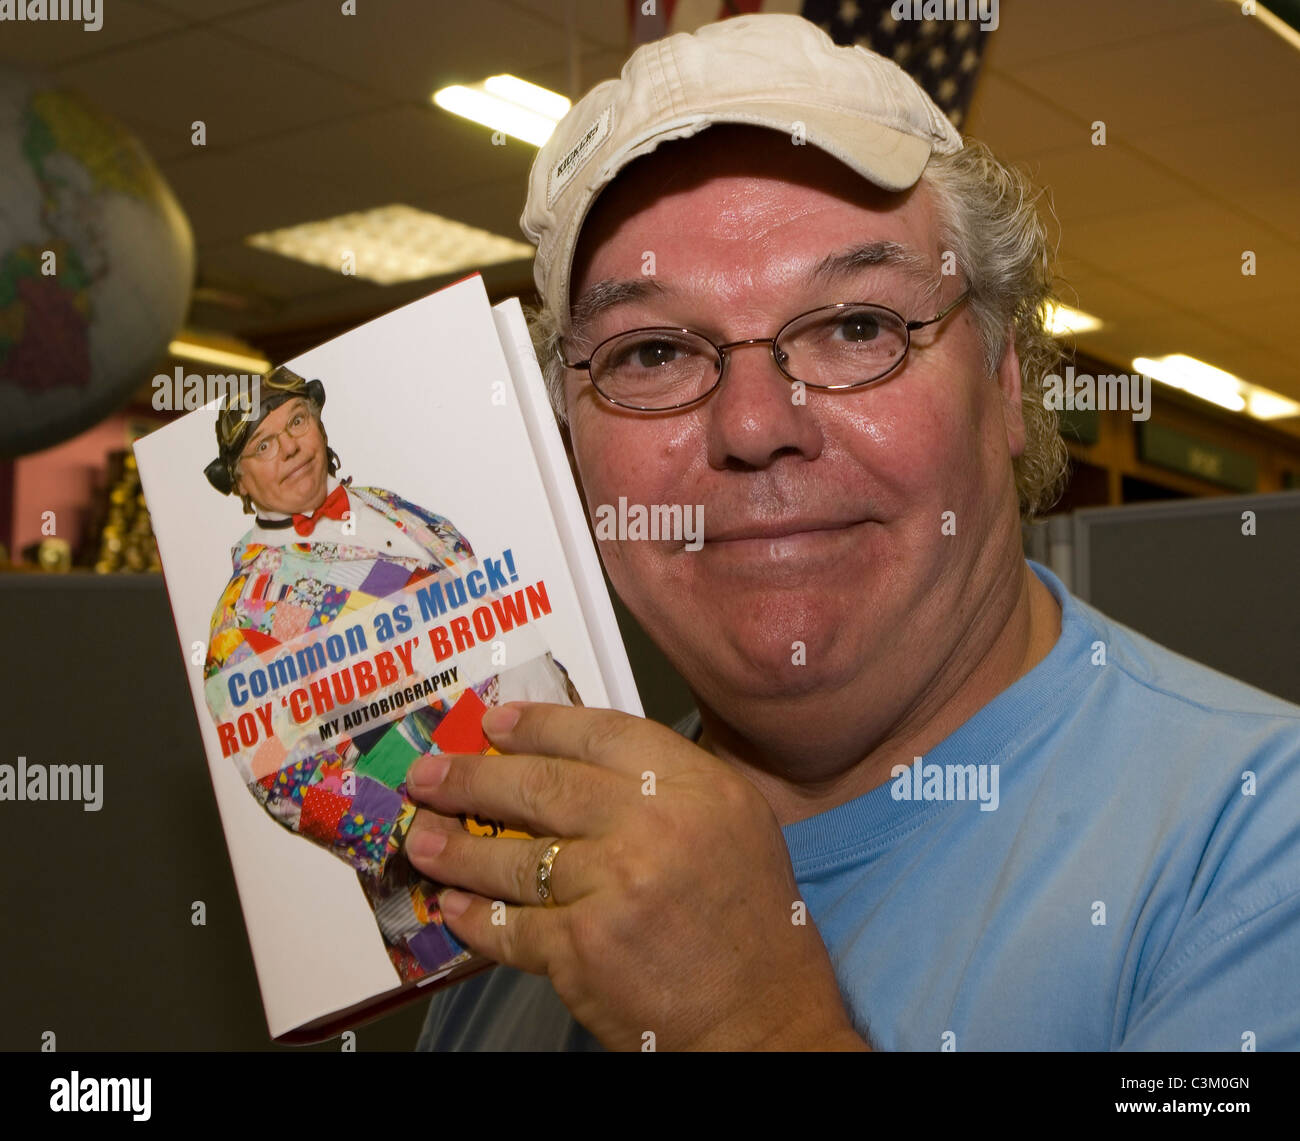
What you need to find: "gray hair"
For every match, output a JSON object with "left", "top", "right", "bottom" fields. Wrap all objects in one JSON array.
[
  {"left": 526, "top": 136, "right": 1069, "bottom": 521},
  {"left": 921, "top": 138, "right": 1069, "bottom": 520}
]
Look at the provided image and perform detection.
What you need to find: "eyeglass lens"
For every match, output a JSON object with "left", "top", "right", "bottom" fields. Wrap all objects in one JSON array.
[
  {"left": 590, "top": 305, "right": 909, "bottom": 409},
  {"left": 243, "top": 409, "right": 312, "bottom": 461}
]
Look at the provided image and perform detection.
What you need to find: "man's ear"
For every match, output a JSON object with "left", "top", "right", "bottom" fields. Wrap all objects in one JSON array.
[{"left": 995, "top": 327, "right": 1027, "bottom": 459}]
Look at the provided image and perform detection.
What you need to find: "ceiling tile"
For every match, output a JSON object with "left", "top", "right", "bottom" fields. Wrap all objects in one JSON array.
[
  {"left": 139, "top": 0, "right": 298, "bottom": 18},
  {"left": 229, "top": 255, "right": 536, "bottom": 343},
  {"left": 1127, "top": 108, "right": 1300, "bottom": 199},
  {"left": 987, "top": 0, "right": 1236, "bottom": 71},
  {"left": 1224, "top": 344, "right": 1300, "bottom": 400},
  {"left": 0, "top": 0, "right": 181, "bottom": 67},
  {"left": 1214, "top": 292, "right": 1300, "bottom": 329},
  {"left": 50, "top": 26, "right": 388, "bottom": 142},
  {"left": 196, "top": 237, "right": 361, "bottom": 304},
  {"left": 220, "top": 0, "right": 574, "bottom": 104},
  {"left": 160, "top": 145, "right": 368, "bottom": 245},
  {"left": 1020, "top": 144, "right": 1197, "bottom": 225},
  {"left": 1121, "top": 253, "right": 1300, "bottom": 311},
  {"left": 1010, "top": 20, "right": 1300, "bottom": 136},
  {"left": 503, "top": 0, "right": 628, "bottom": 51},
  {"left": 1052, "top": 260, "right": 1174, "bottom": 326},
  {"left": 1119, "top": 310, "right": 1254, "bottom": 366},
  {"left": 1240, "top": 189, "right": 1300, "bottom": 244},
  {"left": 1060, "top": 202, "right": 1296, "bottom": 276},
  {"left": 431, "top": 177, "right": 531, "bottom": 243},
  {"left": 965, "top": 71, "right": 1083, "bottom": 159}
]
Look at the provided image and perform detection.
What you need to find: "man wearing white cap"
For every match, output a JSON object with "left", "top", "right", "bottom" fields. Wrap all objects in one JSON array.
[{"left": 405, "top": 14, "right": 1300, "bottom": 1051}]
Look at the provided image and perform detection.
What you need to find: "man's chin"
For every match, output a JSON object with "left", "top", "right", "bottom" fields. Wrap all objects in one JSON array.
[
  {"left": 280, "top": 469, "right": 327, "bottom": 511},
  {"left": 665, "top": 615, "right": 876, "bottom": 701},
  {"left": 684, "top": 580, "right": 881, "bottom": 644},
  {"left": 697, "top": 652, "right": 865, "bottom": 707}
]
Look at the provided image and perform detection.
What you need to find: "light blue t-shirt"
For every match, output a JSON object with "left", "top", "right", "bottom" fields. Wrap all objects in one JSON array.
[{"left": 417, "top": 561, "right": 1300, "bottom": 1051}]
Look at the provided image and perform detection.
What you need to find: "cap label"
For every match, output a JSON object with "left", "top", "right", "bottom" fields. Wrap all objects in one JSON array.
[{"left": 548, "top": 107, "right": 611, "bottom": 208}]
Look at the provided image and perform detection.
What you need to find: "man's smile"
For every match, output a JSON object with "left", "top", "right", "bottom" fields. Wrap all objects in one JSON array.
[
  {"left": 697, "top": 516, "right": 880, "bottom": 571},
  {"left": 705, "top": 514, "right": 874, "bottom": 543}
]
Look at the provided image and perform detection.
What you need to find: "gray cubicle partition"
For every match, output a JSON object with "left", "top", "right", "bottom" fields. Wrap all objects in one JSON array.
[
  {"left": 0, "top": 576, "right": 383, "bottom": 1050},
  {"left": 1070, "top": 490, "right": 1300, "bottom": 707}
]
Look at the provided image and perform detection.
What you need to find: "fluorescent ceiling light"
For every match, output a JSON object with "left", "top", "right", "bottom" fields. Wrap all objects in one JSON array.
[
  {"left": 1223, "top": 1, "right": 1300, "bottom": 54},
  {"left": 246, "top": 204, "right": 535, "bottom": 285},
  {"left": 433, "top": 74, "right": 571, "bottom": 146},
  {"left": 1045, "top": 302, "right": 1102, "bottom": 337},
  {"left": 1134, "top": 353, "right": 1300, "bottom": 420},
  {"left": 169, "top": 335, "right": 269, "bottom": 373},
  {"left": 1135, "top": 354, "right": 1245, "bottom": 412},
  {"left": 483, "top": 75, "right": 572, "bottom": 122},
  {"left": 1243, "top": 387, "right": 1300, "bottom": 420}
]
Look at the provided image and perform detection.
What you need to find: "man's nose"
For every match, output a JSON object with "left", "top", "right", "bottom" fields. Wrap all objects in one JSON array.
[
  {"left": 279, "top": 427, "right": 301, "bottom": 460},
  {"left": 704, "top": 339, "right": 824, "bottom": 469}
]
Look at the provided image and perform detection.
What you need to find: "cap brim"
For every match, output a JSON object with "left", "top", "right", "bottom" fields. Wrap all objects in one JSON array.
[{"left": 678, "top": 102, "right": 935, "bottom": 191}]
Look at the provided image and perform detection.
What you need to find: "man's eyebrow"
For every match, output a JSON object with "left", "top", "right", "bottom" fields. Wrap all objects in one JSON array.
[
  {"left": 247, "top": 399, "right": 307, "bottom": 447},
  {"left": 808, "top": 241, "right": 938, "bottom": 294},
  {"left": 569, "top": 242, "right": 937, "bottom": 330},
  {"left": 569, "top": 279, "right": 665, "bottom": 332}
]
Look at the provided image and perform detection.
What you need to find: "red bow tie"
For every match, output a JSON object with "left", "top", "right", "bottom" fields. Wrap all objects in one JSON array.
[{"left": 293, "top": 484, "right": 349, "bottom": 536}]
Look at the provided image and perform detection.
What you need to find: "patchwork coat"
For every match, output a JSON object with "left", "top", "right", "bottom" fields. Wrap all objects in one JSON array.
[{"left": 204, "top": 485, "right": 579, "bottom": 983}]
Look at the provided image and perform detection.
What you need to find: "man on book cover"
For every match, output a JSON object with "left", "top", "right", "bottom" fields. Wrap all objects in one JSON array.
[{"left": 200, "top": 364, "right": 580, "bottom": 985}]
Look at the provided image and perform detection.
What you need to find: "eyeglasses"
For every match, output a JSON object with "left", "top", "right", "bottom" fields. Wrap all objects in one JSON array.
[
  {"left": 562, "top": 289, "right": 971, "bottom": 412},
  {"left": 240, "top": 406, "right": 315, "bottom": 463}
]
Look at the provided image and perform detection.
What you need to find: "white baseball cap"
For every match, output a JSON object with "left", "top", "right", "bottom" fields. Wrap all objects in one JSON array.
[{"left": 521, "top": 12, "right": 963, "bottom": 323}]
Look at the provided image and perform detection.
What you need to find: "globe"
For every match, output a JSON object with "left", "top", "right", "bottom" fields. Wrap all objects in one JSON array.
[{"left": 0, "top": 66, "right": 194, "bottom": 456}]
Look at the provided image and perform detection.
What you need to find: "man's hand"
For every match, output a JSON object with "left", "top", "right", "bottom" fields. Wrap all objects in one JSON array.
[{"left": 403, "top": 701, "right": 868, "bottom": 1051}]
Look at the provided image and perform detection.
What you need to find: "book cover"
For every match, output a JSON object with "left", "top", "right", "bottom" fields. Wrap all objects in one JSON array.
[{"left": 133, "top": 275, "right": 641, "bottom": 1041}]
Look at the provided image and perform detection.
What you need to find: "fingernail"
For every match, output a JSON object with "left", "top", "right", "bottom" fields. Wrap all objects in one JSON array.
[
  {"left": 482, "top": 704, "right": 521, "bottom": 735},
  {"left": 407, "top": 828, "right": 446, "bottom": 861},
  {"left": 409, "top": 754, "right": 450, "bottom": 790},
  {"left": 441, "top": 889, "right": 471, "bottom": 919}
]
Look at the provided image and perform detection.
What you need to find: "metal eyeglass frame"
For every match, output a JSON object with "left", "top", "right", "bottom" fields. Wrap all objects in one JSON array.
[{"left": 561, "top": 288, "right": 972, "bottom": 413}]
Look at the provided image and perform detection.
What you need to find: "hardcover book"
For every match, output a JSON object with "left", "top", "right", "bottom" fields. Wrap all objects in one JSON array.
[{"left": 133, "top": 274, "right": 641, "bottom": 1042}]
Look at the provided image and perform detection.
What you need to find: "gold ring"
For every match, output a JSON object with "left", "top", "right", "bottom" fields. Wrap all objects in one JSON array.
[{"left": 535, "top": 840, "right": 563, "bottom": 908}]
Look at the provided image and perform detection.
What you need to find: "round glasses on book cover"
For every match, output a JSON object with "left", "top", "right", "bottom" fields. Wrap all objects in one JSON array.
[
  {"left": 240, "top": 404, "right": 315, "bottom": 463},
  {"left": 563, "top": 289, "right": 972, "bottom": 412}
]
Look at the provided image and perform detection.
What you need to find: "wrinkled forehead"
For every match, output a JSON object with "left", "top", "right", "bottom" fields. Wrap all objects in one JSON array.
[{"left": 567, "top": 125, "right": 932, "bottom": 317}]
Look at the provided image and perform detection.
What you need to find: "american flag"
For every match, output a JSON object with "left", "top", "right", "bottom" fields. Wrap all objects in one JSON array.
[{"left": 628, "top": 0, "right": 990, "bottom": 128}]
